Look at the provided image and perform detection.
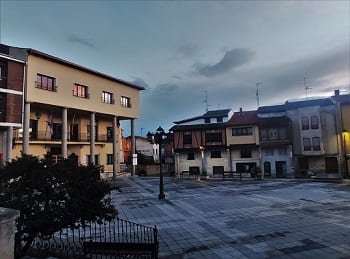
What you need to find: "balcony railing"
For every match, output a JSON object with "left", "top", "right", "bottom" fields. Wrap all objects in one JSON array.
[{"left": 13, "top": 131, "right": 113, "bottom": 143}]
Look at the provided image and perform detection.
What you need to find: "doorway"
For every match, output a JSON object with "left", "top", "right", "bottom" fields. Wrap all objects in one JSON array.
[
  {"left": 325, "top": 157, "right": 338, "bottom": 174},
  {"left": 276, "top": 161, "right": 287, "bottom": 178}
]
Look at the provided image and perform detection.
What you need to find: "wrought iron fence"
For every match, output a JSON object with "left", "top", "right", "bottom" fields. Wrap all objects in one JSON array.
[{"left": 19, "top": 217, "right": 158, "bottom": 258}]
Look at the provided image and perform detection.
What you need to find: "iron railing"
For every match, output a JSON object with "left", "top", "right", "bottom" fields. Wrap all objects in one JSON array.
[{"left": 20, "top": 217, "right": 158, "bottom": 258}]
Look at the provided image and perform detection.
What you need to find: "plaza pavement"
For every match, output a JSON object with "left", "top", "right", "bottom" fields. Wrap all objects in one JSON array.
[{"left": 111, "top": 177, "right": 350, "bottom": 258}]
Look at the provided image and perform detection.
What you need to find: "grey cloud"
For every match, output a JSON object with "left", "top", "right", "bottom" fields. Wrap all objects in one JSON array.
[
  {"left": 130, "top": 76, "right": 150, "bottom": 90},
  {"left": 67, "top": 35, "right": 96, "bottom": 49},
  {"left": 177, "top": 44, "right": 199, "bottom": 57},
  {"left": 195, "top": 48, "right": 255, "bottom": 77}
]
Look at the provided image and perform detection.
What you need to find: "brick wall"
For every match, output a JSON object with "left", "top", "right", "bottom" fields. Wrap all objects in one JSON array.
[{"left": 6, "top": 94, "right": 22, "bottom": 123}]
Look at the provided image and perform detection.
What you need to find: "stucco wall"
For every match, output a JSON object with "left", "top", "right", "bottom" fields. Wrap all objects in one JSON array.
[{"left": 0, "top": 207, "right": 19, "bottom": 259}]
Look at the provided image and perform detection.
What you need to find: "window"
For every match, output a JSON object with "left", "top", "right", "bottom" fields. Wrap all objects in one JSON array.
[
  {"left": 206, "top": 132, "right": 222, "bottom": 143},
  {"left": 183, "top": 132, "right": 192, "bottom": 145},
  {"left": 107, "top": 127, "right": 113, "bottom": 141},
  {"left": 107, "top": 154, "right": 113, "bottom": 164},
  {"left": 211, "top": 151, "right": 221, "bottom": 158},
  {"left": 73, "top": 84, "right": 88, "bottom": 98},
  {"left": 217, "top": 117, "right": 223, "bottom": 123},
  {"left": 29, "top": 119, "right": 38, "bottom": 140},
  {"left": 52, "top": 123, "right": 62, "bottom": 140},
  {"left": 264, "top": 148, "right": 274, "bottom": 156},
  {"left": 187, "top": 153, "right": 195, "bottom": 160},
  {"left": 102, "top": 91, "right": 114, "bottom": 104},
  {"left": 240, "top": 147, "right": 252, "bottom": 158},
  {"left": 279, "top": 128, "right": 287, "bottom": 139},
  {"left": 232, "top": 127, "right": 253, "bottom": 136},
  {"left": 312, "top": 137, "right": 321, "bottom": 151},
  {"left": 303, "top": 138, "right": 311, "bottom": 151},
  {"left": 204, "top": 118, "right": 210, "bottom": 123},
  {"left": 311, "top": 116, "right": 319, "bottom": 129},
  {"left": 87, "top": 154, "right": 99, "bottom": 165},
  {"left": 121, "top": 96, "right": 132, "bottom": 108},
  {"left": 213, "top": 166, "right": 224, "bottom": 174},
  {"left": 36, "top": 74, "right": 56, "bottom": 91},
  {"left": 301, "top": 117, "right": 309, "bottom": 130},
  {"left": 260, "top": 129, "right": 268, "bottom": 140},
  {"left": 269, "top": 129, "right": 278, "bottom": 140}
]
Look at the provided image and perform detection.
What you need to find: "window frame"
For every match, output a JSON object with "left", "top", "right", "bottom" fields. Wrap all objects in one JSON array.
[
  {"left": 183, "top": 132, "right": 192, "bottom": 145},
  {"left": 210, "top": 151, "right": 221, "bottom": 158},
  {"left": 121, "top": 96, "right": 132, "bottom": 108},
  {"left": 240, "top": 146, "right": 252, "bottom": 158},
  {"left": 312, "top": 137, "right": 321, "bottom": 151},
  {"left": 36, "top": 73, "right": 56, "bottom": 92},
  {"left": 73, "top": 83, "right": 89, "bottom": 98},
  {"left": 301, "top": 117, "right": 309, "bottom": 130},
  {"left": 107, "top": 154, "right": 114, "bottom": 165},
  {"left": 205, "top": 132, "right": 222, "bottom": 143},
  {"left": 311, "top": 116, "right": 319, "bottom": 130},
  {"left": 102, "top": 91, "right": 114, "bottom": 104},
  {"left": 303, "top": 137, "right": 311, "bottom": 151},
  {"left": 232, "top": 127, "right": 253, "bottom": 136}
]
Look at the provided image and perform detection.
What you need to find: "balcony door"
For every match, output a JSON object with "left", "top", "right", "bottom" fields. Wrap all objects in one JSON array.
[{"left": 70, "top": 124, "right": 78, "bottom": 141}]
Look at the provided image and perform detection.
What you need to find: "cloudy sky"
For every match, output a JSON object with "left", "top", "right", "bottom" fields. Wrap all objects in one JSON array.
[{"left": 1, "top": 1, "right": 349, "bottom": 135}]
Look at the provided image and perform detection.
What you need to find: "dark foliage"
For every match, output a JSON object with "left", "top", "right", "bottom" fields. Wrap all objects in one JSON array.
[{"left": 0, "top": 154, "right": 117, "bottom": 256}]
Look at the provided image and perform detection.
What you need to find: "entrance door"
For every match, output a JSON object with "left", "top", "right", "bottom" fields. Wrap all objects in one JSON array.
[
  {"left": 264, "top": 162, "right": 271, "bottom": 176},
  {"left": 276, "top": 161, "right": 287, "bottom": 178},
  {"left": 325, "top": 157, "right": 338, "bottom": 174}
]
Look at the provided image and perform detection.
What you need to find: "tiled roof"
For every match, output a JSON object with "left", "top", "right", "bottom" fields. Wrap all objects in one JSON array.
[
  {"left": 174, "top": 109, "right": 231, "bottom": 124},
  {"left": 226, "top": 110, "right": 257, "bottom": 126},
  {"left": 285, "top": 98, "right": 333, "bottom": 109},
  {"left": 258, "top": 104, "right": 286, "bottom": 113}
]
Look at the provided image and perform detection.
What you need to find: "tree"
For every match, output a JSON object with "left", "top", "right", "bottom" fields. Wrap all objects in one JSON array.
[{"left": 0, "top": 154, "right": 117, "bottom": 256}]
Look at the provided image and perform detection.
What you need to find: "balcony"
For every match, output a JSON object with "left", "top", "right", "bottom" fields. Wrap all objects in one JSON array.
[{"left": 13, "top": 131, "right": 113, "bottom": 143}]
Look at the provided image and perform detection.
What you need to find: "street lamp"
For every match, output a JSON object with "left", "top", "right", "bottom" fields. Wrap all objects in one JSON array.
[
  {"left": 199, "top": 146, "right": 205, "bottom": 176},
  {"left": 147, "top": 126, "right": 167, "bottom": 199}
]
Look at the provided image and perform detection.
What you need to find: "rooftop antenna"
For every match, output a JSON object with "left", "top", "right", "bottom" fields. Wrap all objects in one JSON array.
[
  {"left": 201, "top": 90, "right": 212, "bottom": 112},
  {"left": 256, "top": 82, "right": 262, "bottom": 108},
  {"left": 304, "top": 77, "right": 312, "bottom": 97}
]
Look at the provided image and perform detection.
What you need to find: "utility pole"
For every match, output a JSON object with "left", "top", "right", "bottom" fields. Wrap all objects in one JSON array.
[
  {"left": 256, "top": 82, "right": 262, "bottom": 108},
  {"left": 304, "top": 77, "right": 312, "bottom": 97}
]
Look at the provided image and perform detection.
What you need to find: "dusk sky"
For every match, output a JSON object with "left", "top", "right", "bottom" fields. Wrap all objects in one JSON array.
[{"left": 1, "top": 1, "right": 349, "bottom": 136}]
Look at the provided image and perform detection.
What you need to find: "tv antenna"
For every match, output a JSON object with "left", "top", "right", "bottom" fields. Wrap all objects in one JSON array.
[
  {"left": 304, "top": 77, "right": 312, "bottom": 97},
  {"left": 256, "top": 82, "right": 263, "bottom": 108},
  {"left": 201, "top": 90, "right": 212, "bottom": 112}
]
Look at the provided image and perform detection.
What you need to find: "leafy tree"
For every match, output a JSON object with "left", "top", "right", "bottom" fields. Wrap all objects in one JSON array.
[{"left": 0, "top": 154, "right": 117, "bottom": 256}]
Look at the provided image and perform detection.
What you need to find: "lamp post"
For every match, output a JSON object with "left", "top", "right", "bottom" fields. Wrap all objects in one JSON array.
[{"left": 147, "top": 126, "right": 166, "bottom": 199}]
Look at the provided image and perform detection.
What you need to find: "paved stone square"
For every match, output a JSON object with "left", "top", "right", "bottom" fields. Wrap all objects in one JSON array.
[{"left": 111, "top": 178, "right": 350, "bottom": 258}]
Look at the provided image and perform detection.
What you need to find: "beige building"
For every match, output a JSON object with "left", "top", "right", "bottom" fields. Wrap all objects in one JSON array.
[
  {"left": 0, "top": 44, "right": 144, "bottom": 176},
  {"left": 226, "top": 109, "right": 260, "bottom": 176}
]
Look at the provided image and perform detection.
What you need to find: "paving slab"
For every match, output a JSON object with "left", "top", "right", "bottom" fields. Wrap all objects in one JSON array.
[{"left": 111, "top": 177, "right": 350, "bottom": 258}]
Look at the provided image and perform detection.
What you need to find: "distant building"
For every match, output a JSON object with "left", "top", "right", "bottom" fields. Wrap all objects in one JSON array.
[
  {"left": 285, "top": 98, "right": 341, "bottom": 177},
  {"left": 171, "top": 109, "right": 231, "bottom": 176},
  {"left": 332, "top": 90, "right": 350, "bottom": 177},
  {"left": 0, "top": 53, "right": 25, "bottom": 165},
  {"left": 257, "top": 105, "right": 293, "bottom": 178},
  {"left": 226, "top": 108, "right": 260, "bottom": 176}
]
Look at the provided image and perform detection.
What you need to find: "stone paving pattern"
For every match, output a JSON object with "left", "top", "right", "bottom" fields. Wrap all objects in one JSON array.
[{"left": 111, "top": 178, "right": 350, "bottom": 258}]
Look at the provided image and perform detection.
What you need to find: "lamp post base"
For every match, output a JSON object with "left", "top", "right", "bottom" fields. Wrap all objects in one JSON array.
[{"left": 158, "top": 193, "right": 165, "bottom": 199}]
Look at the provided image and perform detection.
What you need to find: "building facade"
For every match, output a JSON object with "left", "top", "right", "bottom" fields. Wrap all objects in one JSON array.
[
  {"left": 286, "top": 98, "right": 341, "bottom": 178},
  {"left": 0, "top": 53, "right": 25, "bottom": 165},
  {"left": 172, "top": 109, "right": 231, "bottom": 176},
  {"left": 257, "top": 105, "right": 293, "bottom": 178},
  {"left": 0, "top": 44, "right": 144, "bottom": 176},
  {"left": 226, "top": 109, "right": 260, "bottom": 177}
]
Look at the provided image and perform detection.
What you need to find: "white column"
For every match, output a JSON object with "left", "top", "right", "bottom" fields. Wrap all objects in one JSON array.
[
  {"left": 131, "top": 118, "right": 135, "bottom": 176},
  {"left": 22, "top": 102, "right": 30, "bottom": 154},
  {"left": 113, "top": 116, "right": 120, "bottom": 178},
  {"left": 6, "top": 126, "right": 13, "bottom": 163},
  {"left": 61, "top": 107, "right": 68, "bottom": 159},
  {"left": 90, "top": 112, "right": 95, "bottom": 164}
]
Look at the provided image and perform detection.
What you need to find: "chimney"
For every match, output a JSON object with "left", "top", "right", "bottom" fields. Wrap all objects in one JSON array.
[
  {"left": 334, "top": 89, "right": 340, "bottom": 97},
  {"left": 239, "top": 107, "right": 243, "bottom": 113}
]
